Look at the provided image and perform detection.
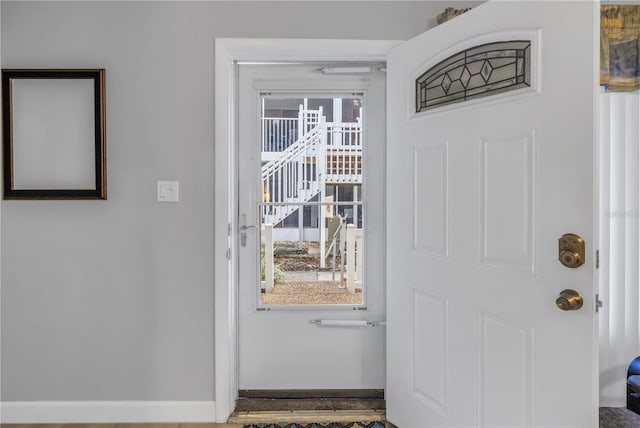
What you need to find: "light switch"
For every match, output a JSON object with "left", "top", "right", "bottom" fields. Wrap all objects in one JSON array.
[{"left": 157, "top": 180, "right": 179, "bottom": 202}]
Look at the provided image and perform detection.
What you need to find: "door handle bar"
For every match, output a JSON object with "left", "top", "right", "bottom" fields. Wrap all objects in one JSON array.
[
  {"left": 309, "top": 319, "right": 386, "bottom": 327},
  {"left": 240, "top": 214, "right": 258, "bottom": 247}
]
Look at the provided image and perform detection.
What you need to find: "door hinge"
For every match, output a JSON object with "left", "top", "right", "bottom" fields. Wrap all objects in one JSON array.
[
  {"left": 596, "top": 293, "right": 604, "bottom": 313},
  {"left": 226, "top": 248, "right": 231, "bottom": 260},
  {"left": 228, "top": 222, "right": 232, "bottom": 236},
  {"left": 596, "top": 250, "right": 599, "bottom": 269}
]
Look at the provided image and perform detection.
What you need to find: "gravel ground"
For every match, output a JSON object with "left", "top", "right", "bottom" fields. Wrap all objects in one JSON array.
[
  {"left": 273, "top": 241, "right": 341, "bottom": 272},
  {"left": 261, "top": 280, "right": 362, "bottom": 305},
  {"left": 276, "top": 255, "right": 319, "bottom": 271},
  {"left": 265, "top": 241, "right": 355, "bottom": 305}
]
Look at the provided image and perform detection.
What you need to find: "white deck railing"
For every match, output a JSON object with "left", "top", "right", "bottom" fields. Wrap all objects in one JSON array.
[
  {"left": 327, "top": 120, "right": 362, "bottom": 146},
  {"left": 325, "top": 120, "right": 362, "bottom": 183},
  {"left": 262, "top": 117, "right": 298, "bottom": 153}
]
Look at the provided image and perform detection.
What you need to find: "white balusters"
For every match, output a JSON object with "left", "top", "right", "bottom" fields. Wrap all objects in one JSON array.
[
  {"left": 324, "top": 121, "right": 362, "bottom": 183},
  {"left": 262, "top": 117, "right": 298, "bottom": 153}
]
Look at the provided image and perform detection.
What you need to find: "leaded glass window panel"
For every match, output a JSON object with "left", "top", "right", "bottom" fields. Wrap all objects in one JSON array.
[{"left": 416, "top": 40, "right": 531, "bottom": 112}]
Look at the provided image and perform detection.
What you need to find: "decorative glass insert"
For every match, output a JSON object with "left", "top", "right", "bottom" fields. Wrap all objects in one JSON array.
[{"left": 416, "top": 40, "right": 531, "bottom": 112}]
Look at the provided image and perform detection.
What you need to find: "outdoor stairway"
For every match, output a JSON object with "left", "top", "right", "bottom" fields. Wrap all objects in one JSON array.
[{"left": 260, "top": 105, "right": 363, "bottom": 226}]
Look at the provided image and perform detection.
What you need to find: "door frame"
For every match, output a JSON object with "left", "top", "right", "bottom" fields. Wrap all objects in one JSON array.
[{"left": 213, "top": 38, "right": 400, "bottom": 422}]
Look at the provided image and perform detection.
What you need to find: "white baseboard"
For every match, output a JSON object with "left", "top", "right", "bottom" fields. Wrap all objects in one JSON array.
[
  {"left": 600, "top": 398, "right": 627, "bottom": 408},
  {"left": 0, "top": 401, "right": 217, "bottom": 423}
]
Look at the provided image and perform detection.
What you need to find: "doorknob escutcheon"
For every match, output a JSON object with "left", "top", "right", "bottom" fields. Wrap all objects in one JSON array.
[{"left": 556, "top": 289, "right": 583, "bottom": 311}]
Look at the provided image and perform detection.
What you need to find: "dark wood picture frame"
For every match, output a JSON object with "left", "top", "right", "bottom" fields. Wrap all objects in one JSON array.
[{"left": 2, "top": 69, "right": 106, "bottom": 199}]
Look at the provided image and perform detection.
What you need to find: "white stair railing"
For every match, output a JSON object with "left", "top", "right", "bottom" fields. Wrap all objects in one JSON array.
[
  {"left": 261, "top": 107, "right": 325, "bottom": 226},
  {"left": 261, "top": 125, "right": 321, "bottom": 181}
]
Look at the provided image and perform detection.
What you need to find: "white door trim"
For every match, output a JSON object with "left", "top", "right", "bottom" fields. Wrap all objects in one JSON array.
[{"left": 213, "top": 38, "right": 400, "bottom": 422}]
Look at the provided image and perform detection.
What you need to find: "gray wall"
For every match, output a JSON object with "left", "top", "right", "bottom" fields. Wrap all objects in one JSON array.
[{"left": 0, "top": 1, "right": 479, "bottom": 402}]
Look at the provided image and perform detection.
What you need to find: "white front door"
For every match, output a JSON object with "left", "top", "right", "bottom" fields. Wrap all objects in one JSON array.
[
  {"left": 386, "top": 2, "right": 598, "bottom": 427},
  {"left": 237, "top": 64, "right": 386, "bottom": 389}
]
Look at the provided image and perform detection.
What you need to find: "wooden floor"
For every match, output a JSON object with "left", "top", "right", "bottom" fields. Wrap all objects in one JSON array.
[
  {"left": 228, "top": 409, "right": 386, "bottom": 424},
  {"left": 1, "top": 425, "right": 242, "bottom": 428},
  {"left": 0, "top": 421, "right": 396, "bottom": 428},
  {"left": 1, "top": 421, "right": 393, "bottom": 428}
]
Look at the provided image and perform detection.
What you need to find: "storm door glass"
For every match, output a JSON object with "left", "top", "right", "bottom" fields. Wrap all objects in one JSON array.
[{"left": 258, "top": 95, "right": 365, "bottom": 306}]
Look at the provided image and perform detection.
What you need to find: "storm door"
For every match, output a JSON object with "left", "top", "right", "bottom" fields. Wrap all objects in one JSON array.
[{"left": 237, "top": 63, "right": 386, "bottom": 390}]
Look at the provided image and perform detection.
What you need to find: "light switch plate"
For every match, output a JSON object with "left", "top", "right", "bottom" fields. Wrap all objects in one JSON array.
[{"left": 157, "top": 180, "right": 179, "bottom": 202}]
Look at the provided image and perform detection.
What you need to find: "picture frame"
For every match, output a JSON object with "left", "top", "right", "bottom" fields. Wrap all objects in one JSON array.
[{"left": 2, "top": 69, "right": 106, "bottom": 199}]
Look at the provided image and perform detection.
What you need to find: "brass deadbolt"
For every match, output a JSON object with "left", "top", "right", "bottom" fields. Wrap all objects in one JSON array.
[
  {"left": 558, "top": 233, "right": 585, "bottom": 268},
  {"left": 556, "top": 289, "right": 584, "bottom": 311}
]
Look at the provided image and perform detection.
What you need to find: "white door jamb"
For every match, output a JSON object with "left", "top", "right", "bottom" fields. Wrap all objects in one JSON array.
[{"left": 213, "top": 38, "right": 400, "bottom": 422}]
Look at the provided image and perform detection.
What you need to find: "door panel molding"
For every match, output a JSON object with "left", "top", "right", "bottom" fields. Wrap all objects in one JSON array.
[
  {"left": 411, "top": 288, "right": 449, "bottom": 414},
  {"left": 477, "top": 310, "right": 535, "bottom": 428},
  {"left": 479, "top": 131, "right": 535, "bottom": 273},
  {"left": 412, "top": 143, "right": 449, "bottom": 258}
]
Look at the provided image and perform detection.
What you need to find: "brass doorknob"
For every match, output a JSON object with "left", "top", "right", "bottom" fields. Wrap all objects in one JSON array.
[{"left": 556, "top": 289, "right": 583, "bottom": 311}]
